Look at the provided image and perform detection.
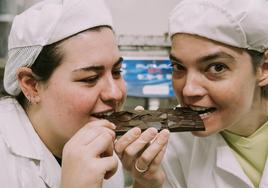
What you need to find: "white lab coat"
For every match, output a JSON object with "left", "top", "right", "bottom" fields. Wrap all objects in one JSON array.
[
  {"left": 162, "top": 132, "right": 268, "bottom": 188},
  {"left": 0, "top": 97, "right": 124, "bottom": 188}
]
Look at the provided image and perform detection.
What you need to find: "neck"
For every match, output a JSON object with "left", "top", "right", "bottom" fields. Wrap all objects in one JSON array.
[
  {"left": 26, "top": 105, "right": 64, "bottom": 158},
  {"left": 226, "top": 98, "right": 268, "bottom": 137}
]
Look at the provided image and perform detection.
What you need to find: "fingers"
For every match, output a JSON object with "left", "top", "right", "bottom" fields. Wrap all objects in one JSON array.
[
  {"left": 117, "top": 128, "right": 169, "bottom": 174},
  {"left": 115, "top": 127, "right": 141, "bottom": 157},
  {"left": 122, "top": 128, "right": 157, "bottom": 168},
  {"left": 137, "top": 129, "right": 169, "bottom": 170},
  {"left": 139, "top": 129, "right": 169, "bottom": 165},
  {"left": 61, "top": 119, "right": 119, "bottom": 188},
  {"left": 115, "top": 128, "right": 159, "bottom": 170},
  {"left": 63, "top": 119, "right": 117, "bottom": 166},
  {"left": 113, "top": 105, "right": 170, "bottom": 188},
  {"left": 124, "top": 128, "right": 157, "bottom": 158},
  {"left": 70, "top": 119, "right": 115, "bottom": 146},
  {"left": 87, "top": 131, "right": 115, "bottom": 157}
]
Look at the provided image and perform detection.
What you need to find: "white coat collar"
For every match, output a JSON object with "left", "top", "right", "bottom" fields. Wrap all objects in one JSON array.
[
  {"left": 0, "top": 97, "right": 61, "bottom": 188},
  {"left": 259, "top": 160, "right": 268, "bottom": 187},
  {"left": 215, "top": 134, "right": 254, "bottom": 187}
]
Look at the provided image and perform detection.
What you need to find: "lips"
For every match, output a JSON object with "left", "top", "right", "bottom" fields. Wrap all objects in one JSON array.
[
  {"left": 91, "top": 110, "right": 114, "bottom": 119},
  {"left": 189, "top": 106, "right": 217, "bottom": 115}
]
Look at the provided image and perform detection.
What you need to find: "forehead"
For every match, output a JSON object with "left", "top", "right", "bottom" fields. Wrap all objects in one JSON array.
[
  {"left": 56, "top": 28, "right": 119, "bottom": 68},
  {"left": 170, "top": 34, "right": 247, "bottom": 61},
  {"left": 60, "top": 27, "right": 116, "bottom": 53}
]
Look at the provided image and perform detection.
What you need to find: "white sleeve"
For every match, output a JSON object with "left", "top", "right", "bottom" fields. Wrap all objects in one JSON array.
[
  {"left": 161, "top": 133, "right": 194, "bottom": 188},
  {"left": 0, "top": 134, "right": 16, "bottom": 187}
]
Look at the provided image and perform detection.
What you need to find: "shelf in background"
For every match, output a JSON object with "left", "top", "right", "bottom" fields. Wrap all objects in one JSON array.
[
  {"left": 0, "top": 58, "right": 6, "bottom": 68},
  {"left": 0, "top": 65, "right": 4, "bottom": 96},
  {"left": 0, "top": 14, "right": 14, "bottom": 22}
]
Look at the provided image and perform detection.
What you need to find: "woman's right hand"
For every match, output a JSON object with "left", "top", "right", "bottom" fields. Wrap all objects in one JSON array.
[{"left": 60, "top": 120, "right": 118, "bottom": 188}]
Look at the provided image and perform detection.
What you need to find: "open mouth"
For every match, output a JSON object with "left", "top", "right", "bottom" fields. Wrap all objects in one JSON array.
[
  {"left": 189, "top": 106, "right": 217, "bottom": 117},
  {"left": 91, "top": 111, "right": 114, "bottom": 119}
]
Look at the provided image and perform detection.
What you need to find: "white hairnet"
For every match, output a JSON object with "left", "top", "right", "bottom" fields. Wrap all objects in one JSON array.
[
  {"left": 4, "top": 0, "right": 113, "bottom": 96},
  {"left": 169, "top": 0, "right": 268, "bottom": 52}
]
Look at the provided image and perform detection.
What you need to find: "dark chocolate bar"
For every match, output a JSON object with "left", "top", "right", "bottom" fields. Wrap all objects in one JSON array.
[{"left": 104, "top": 107, "right": 205, "bottom": 136}]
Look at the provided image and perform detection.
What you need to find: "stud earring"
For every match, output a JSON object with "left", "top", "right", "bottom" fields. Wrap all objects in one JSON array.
[
  {"left": 31, "top": 95, "right": 40, "bottom": 105},
  {"left": 25, "top": 94, "right": 39, "bottom": 105}
]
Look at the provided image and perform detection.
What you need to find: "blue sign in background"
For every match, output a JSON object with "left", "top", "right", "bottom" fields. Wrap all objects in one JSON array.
[{"left": 122, "top": 59, "right": 174, "bottom": 98}]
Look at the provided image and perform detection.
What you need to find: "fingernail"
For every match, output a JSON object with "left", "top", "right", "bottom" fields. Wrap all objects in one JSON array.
[
  {"left": 148, "top": 128, "right": 158, "bottom": 137},
  {"left": 157, "top": 129, "right": 170, "bottom": 145},
  {"left": 132, "top": 127, "right": 141, "bottom": 137},
  {"left": 110, "top": 123, "right": 116, "bottom": 129}
]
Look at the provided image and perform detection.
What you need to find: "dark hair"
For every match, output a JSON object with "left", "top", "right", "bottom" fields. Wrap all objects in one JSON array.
[
  {"left": 16, "top": 41, "right": 63, "bottom": 107},
  {"left": 247, "top": 49, "right": 264, "bottom": 72},
  {"left": 14, "top": 25, "right": 112, "bottom": 107},
  {"left": 246, "top": 49, "right": 268, "bottom": 98}
]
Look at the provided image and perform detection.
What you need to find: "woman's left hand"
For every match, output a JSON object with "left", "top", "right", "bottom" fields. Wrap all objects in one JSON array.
[{"left": 114, "top": 127, "right": 170, "bottom": 188}]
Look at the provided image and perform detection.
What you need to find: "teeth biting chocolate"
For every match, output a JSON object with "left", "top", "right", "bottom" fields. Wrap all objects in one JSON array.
[{"left": 104, "top": 107, "right": 205, "bottom": 136}]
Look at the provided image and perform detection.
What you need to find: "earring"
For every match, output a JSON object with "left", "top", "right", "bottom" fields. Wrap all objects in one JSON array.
[
  {"left": 26, "top": 94, "right": 39, "bottom": 105},
  {"left": 31, "top": 95, "right": 40, "bottom": 105}
]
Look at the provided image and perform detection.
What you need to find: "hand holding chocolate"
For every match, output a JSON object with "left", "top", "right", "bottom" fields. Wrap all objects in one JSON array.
[{"left": 104, "top": 107, "right": 205, "bottom": 136}]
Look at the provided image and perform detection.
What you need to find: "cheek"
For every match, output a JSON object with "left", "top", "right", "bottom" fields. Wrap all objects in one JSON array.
[
  {"left": 113, "top": 79, "right": 127, "bottom": 108},
  {"left": 217, "top": 79, "right": 255, "bottom": 109},
  {"left": 210, "top": 80, "right": 257, "bottom": 129},
  {"left": 120, "top": 81, "right": 127, "bottom": 100},
  {"left": 172, "top": 78, "right": 185, "bottom": 99},
  {"left": 45, "top": 83, "right": 96, "bottom": 116},
  {"left": 63, "top": 90, "right": 98, "bottom": 114}
]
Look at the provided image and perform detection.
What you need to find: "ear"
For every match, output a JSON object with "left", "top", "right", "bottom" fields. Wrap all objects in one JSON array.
[
  {"left": 16, "top": 67, "right": 40, "bottom": 104},
  {"left": 258, "top": 50, "right": 268, "bottom": 87}
]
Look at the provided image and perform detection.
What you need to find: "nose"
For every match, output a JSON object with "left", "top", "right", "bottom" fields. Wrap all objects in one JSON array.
[
  {"left": 100, "top": 75, "right": 125, "bottom": 106},
  {"left": 182, "top": 72, "right": 207, "bottom": 98}
]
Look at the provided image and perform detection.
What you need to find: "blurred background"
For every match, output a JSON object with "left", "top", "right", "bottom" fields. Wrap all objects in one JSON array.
[
  {"left": 0, "top": 0, "right": 180, "bottom": 186},
  {"left": 0, "top": 0, "right": 180, "bottom": 108},
  {"left": 0, "top": 0, "right": 180, "bottom": 111}
]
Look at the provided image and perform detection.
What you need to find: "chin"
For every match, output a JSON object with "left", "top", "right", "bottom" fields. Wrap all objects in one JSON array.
[{"left": 191, "top": 128, "right": 218, "bottom": 137}]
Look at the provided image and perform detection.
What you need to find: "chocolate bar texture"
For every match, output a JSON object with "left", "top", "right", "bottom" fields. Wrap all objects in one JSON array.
[{"left": 104, "top": 107, "right": 205, "bottom": 136}]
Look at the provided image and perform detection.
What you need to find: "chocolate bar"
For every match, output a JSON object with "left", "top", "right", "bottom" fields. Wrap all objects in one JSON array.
[{"left": 104, "top": 107, "right": 205, "bottom": 136}]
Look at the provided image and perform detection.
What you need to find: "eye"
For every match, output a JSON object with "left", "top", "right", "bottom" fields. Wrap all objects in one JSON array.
[
  {"left": 112, "top": 68, "right": 123, "bottom": 79},
  {"left": 80, "top": 75, "right": 99, "bottom": 85},
  {"left": 170, "top": 62, "right": 185, "bottom": 72},
  {"left": 207, "top": 63, "right": 228, "bottom": 74}
]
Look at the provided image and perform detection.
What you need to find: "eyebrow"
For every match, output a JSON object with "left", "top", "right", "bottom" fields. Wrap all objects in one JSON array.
[
  {"left": 72, "top": 57, "right": 124, "bottom": 73},
  {"left": 169, "top": 52, "right": 235, "bottom": 64},
  {"left": 114, "top": 57, "right": 124, "bottom": 67},
  {"left": 198, "top": 52, "right": 235, "bottom": 63},
  {"left": 169, "top": 54, "right": 182, "bottom": 63}
]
